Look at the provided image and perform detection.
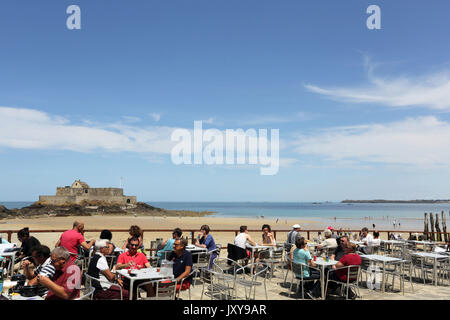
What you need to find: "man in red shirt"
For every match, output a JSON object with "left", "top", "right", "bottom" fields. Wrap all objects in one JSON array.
[
  {"left": 333, "top": 242, "right": 361, "bottom": 281},
  {"left": 116, "top": 237, "right": 153, "bottom": 299},
  {"left": 116, "top": 237, "right": 151, "bottom": 270},
  {"left": 55, "top": 221, "right": 95, "bottom": 263},
  {"left": 37, "top": 247, "right": 81, "bottom": 300}
]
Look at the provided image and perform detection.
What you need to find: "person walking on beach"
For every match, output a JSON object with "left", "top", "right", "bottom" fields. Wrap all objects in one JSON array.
[{"left": 55, "top": 221, "right": 95, "bottom": 263}]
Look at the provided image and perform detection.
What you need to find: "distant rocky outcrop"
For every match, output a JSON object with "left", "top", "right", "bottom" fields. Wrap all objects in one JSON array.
[
  {"left": 0, "top": 201, "right": 214, "bottom": 219},
  {"left": 342, "top": 199, "right": 450, "bottom": 204}
]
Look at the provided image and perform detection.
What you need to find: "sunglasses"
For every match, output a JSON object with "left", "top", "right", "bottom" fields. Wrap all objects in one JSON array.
[{"left": 129, "top": 244, "right": 139, "bottom": 247}]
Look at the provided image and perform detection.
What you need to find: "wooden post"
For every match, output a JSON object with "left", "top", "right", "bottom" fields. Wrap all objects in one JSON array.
[
  {"left": 442, "top": 211, "right": 448, "bottom": 243},
  {"left": 307, "top": 231, "right": 310, "bottom": 240},
  {"left": 435, "top": 213, "right": 442, "bottom": 242},
  {"left": 191, "top": 231, "right": 195, "bottom": 245},
  {"left": 7, "top": 231, "right": 12, "bottom": 242},
  {"left": 430, "top": 212, "right": 435, "bottom": 241},
  {"left": 424, "top": 213, "right": 429, "bottom": 240}
]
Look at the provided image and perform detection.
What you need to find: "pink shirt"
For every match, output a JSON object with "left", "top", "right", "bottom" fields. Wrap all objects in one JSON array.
[{"left": 59, "top": 229, "right": 85, "bottom": 262}]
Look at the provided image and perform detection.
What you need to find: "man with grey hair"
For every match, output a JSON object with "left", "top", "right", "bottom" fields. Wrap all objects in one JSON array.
[
  {"left": 87, "top": 239, "right": 129, "bottom": 300},
  {"left": 317, "top": 229, "right": 338, "bottom": 252},
  {"left": 37, "top": 247, "right": 81, "bottom": 300}
]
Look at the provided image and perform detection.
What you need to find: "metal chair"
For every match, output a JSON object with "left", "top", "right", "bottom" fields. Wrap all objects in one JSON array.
[
  {"left": 235, "top": 262, "right": 269, "bottom": 300},
  {"left": 75, "top": 287, "right": 95, "bottom": 300},
  {"left": 325, "top": 265, "right": 361, "bottom": 300},
  {"left": 288, "top": 261, "right": 320, "bottom": 300},
  {"left": 84, "top": 273, "right": 125, "bottom": 300},
  {"left": 176, "top": 269, "right": 196, "bottom": 300},
  {"left": 136, "top": 278, "right": 178, "bottom": 300},
  {"left": 261, "top": 247, "right": 284, "bottom": 279},
  {"left": 200, "top": 268, "right": 236, "bottom": 300}
]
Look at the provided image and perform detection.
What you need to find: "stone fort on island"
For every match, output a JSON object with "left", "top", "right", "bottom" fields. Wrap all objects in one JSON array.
[{"left": 39, "top": 180, "right": 137, "bottom": 206}]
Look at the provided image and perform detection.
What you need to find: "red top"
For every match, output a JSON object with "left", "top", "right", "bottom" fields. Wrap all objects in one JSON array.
[
  {"left": 117, "top": 251, "right": 149, "bottom": 269},
  {"left": 46, "top": 260, "right": 81, "bottom": 300},
  {"left": 336, "top": 253, "right": 361, "bottom": 281},
  {"left": 59, "top": 229, "right": 85, "bottom": 262}
]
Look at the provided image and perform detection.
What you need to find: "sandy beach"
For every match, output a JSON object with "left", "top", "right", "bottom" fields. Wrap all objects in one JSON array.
[{"left": 0, "top": 214, "right": 415, "bottom": 248}]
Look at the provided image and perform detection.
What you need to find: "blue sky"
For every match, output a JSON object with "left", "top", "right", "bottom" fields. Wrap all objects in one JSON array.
[{"left": 1, "top": 0, "right": 450, "bottom": 202}]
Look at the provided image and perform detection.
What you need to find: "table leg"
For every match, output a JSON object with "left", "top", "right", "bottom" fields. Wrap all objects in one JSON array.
[
  {"left": 381, "top": 261, "right": 386, "bottom": 293},
  {"left": 434, "top": 258, "right": 437, "bottom": 286},
  {"left": 320, "top": 267, "right": 325, "bottom": 300},
  {"left": 129, "top": 278, "right": 134, "bottom": 300}
]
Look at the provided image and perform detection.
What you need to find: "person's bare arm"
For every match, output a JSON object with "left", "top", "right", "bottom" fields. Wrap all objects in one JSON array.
[
  {"left": 177, "top": 265, "right": 192, "bottom": 282},
  {"left": 101, "top": 269, "right": 116, "bottom": 282},
  {"left": 55, "top": 239, "right": 61, "bottom": 248},
  {"left": 80, "top": 240, "right": 94, "bottom": 251},
  {"left": 37, "top": 275, "right": 69, "bottom": 300},
  {"left": 246, "top": 235, "right": 256, "bottom": 246},
  {"left": 22, "top": 260, "right": 34, "bottom": 280}
]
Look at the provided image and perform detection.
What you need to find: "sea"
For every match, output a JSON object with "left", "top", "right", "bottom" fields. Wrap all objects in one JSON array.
[{"left": 2, "top": 201, "right": 450, "bottom": 231}]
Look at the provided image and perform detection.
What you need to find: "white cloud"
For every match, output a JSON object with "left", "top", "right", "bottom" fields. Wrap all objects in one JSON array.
[
  {"left": 150, "top": 113, "right": 161, "bottom": 122},
  {"left": 203, "top": 117, "right": 215, "bottom": 124},
  {"left": 294, "top": 116, "right": 450, "bottom": 168},
  {"left": 305, "top": 68, "right": 450, "bottom": 110},
  {"left": 0, "top": 107, "right": 176, "bottom": 154},
  {"left": 122, "top": 116, "right": 141, "bottom": 123},
  {"left": 237, "top": 112, "right": 311, "bottom": 126}
]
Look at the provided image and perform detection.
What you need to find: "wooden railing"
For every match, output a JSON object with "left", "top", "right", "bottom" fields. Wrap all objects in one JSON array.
[{"left": 1, "top": 228, "right": 448, "bottom": 252}]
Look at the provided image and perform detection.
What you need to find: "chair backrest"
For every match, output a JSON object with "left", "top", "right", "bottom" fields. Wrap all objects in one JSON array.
[
  {"left": 271, "top": 248, "right": 284, "bottom": 259},
  {"left": 291, "top": 261, "right": 307, "bottom": 278},
  {"left": 259, "top": 249, "right": 271, "bottom": 260},
  {"left": 155, "top": 279, "right": 177, "bottom": 300},
  {"left": 284, "top": 242, "right": 293, "bottom": 253},
  {"left": 338, "top": 265, "right": 360, "bottom": 282},
  {"left": 75, "top": 287, "right": 95, "bottom": 300},
  {"left": 213, "top": 257, "right": 241, "bottom": 275},
  {"left": 227, "top": 243, "right": 247, "bottom": 261}
]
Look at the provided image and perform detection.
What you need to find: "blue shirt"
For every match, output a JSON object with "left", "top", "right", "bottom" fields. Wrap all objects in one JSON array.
[
  {"left": 292, "top": 248, "right": 312, "bottom": 278},
  {"left": 200, "top": 234, "right": 216, "bottom": 252},
  {"left": 157, "top": 238, "right": 175, "bottom": 258}
]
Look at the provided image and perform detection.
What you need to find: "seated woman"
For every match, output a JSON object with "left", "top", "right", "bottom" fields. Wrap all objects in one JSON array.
[
  {"left": 261, "top": 224, "right": 276, "bottom": 246},
  {"left": 157, "top": 228, "right": 182, "bottom": 261},
  {"left": 290, "top": 237, "right": 320, "bottom": 298},
  {"left": 122, "top": 225, "right": 145, "bottom": 254},
  {"left": 16, "top": 227, "right": 41, "bottom": 263},
  {"left": 195, "top": 225, "right": 217, "bottom": 269}
]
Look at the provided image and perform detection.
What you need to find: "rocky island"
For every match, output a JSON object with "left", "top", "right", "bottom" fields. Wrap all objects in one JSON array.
[
  {"left": 341, "top": 199, "right": 450, "bottom": 204},
  {"left": 0, "top": 180, "right": 214, "bottom": 219}
]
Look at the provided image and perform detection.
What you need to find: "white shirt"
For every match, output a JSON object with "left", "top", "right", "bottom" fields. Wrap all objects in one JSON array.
[
  {"left": 234, "top": 233, "right": 248, "bottom": 250},
  {"left": 320, "top": 238, "right": 338, "bottom": 248},
  {"left": 96, "top": 253, "right": 112, "bottom": 290},
  {"left": 361, "top": 234, "right": 374, "bottom": 244}
]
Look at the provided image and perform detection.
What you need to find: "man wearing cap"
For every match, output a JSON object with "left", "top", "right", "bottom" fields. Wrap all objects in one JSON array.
[
  {"left": 287, "top": 224, "right": 301, "bottom": 245},
  {"left": 328, "top": 227, "right": 339, "bottom": 240}
]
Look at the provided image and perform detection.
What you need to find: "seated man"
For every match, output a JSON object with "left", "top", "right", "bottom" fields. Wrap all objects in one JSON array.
[
  {"left": 331, "top": 236, "right": 349, "bottom": 261},
  {"left": 87, "top": 239, "right": 129, "bottom": 300},
  {"left": 317, "top": 229, "right": 338, "bottom": 253},
  {"left": 167, "top": 238, "right": 193, "bottom": 292},
  {"left": 55, "top": 221, "right": 95, "bottom": 263},
  {"left": 37, "top": 247, "right": 81, "bottom": 300},
  {"left": 234, "top": 225, "right": 256, "bottom": 261},
  {"left": 157, "top": 228, "right": 182, "bottom": 260},
  {"left": 116, "top": 237, "right": 151, "bottom": 270},
  {"left": 324, "top": 242, "right": 361, "bottom": 298},
  {"left": 22, "top": 245, "right": 55, "bottom": 295},
  {"left": 360, "top": 227, "right": 374, "bottom": 254},
  {"left": 115, "top": 237, "right": 152, "bottom": 298}
]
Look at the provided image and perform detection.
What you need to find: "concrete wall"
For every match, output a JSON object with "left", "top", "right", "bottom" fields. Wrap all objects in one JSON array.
[
  {"left": 56, "top": 187, "right": 124, "bottom": 197},
  {"left": 39, "top": 194, "right": 136, "bottom": 205}
]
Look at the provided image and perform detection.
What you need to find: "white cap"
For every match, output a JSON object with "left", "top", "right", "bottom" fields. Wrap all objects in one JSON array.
[{"left": 292, "top": 224, "right": 300, "bottom": 229}]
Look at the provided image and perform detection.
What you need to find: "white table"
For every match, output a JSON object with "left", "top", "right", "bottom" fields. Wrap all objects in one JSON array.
[
  {"left": 411, "top": 252, "right": 449, "bottom": 286},
  {"left": 410, "top": 241, "right": 435, "bottom": 251},
  {"left": 382, "top": 240, "right": 405, "bottom": 245},
  {"left": 360, "top": 254, "right": 402, "bottom": 292},
  {"left": 1, "top": 293, "right": 44, "bottom": 300},
  {"left": 311, "top": 258, "right": 338, "bottom": 299},
  {"left": 117, "top": 268, "right": 173, "bottom": 300},
  {"left": 351, "top": 241, "right": 364, "bottom": 246},
  {"left": 0, "top": 244, "right": 18, "bottom": 278},
  {"left": 246, "top": 244, "right": 274, "bottom": 275}
]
